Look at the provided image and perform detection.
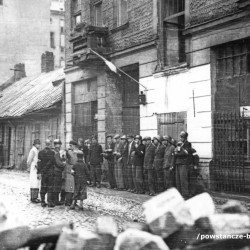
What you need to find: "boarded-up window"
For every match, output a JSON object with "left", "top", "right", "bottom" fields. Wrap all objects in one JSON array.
[
  {"left": 73, "top": 101, "right": 97, "bottom": 141},
  {"left": 32, "top": 124, "right": 40, "bottom": 143},
  {"left": 214, "top": 40, "right": 250, "bottom": 111},
  {"left": 157, "top": 112, "right": 187, "bottom": 141}
]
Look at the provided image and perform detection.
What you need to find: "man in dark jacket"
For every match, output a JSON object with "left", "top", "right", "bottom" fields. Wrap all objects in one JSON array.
[
  {"left": 89, "top": 135, "right": 103, "bottom": 188},
  {"left": 153, "top": 135, "right": 165, "bottom": 193},
  {"left": 163, "top": 135, "right": 175, "bottom": 190},
  {"left": 103, "top": 134, "right": 116, "bottom": 189},
  {"left": 173, "top": 131, "right": 193, "bottom": 199},
  {"left": 127, "top": 135, "right": 135, "bottom": 192},
  {"left": 38, "top": 139, "right": 55, "bottom": 207},
  {"left": 53, "top": 139, "right": 66, "bottom": 205},
  {"left": 143, "top": 136, "right": 156, "bottom": 196},
  {"left": 132, "top": 135, "right": 145, "bottom": 194},
  {"left": 113, "top": 134, "right": 122, "bottom": 190},
  {"left": 116, "top": 135, "right": 129, "bottom": 190}
]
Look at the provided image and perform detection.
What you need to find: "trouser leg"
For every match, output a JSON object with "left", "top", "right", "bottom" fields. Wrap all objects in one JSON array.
[
  {"left": 132, "top": 164, "right": 137, "bottom": 191},
  {"left": 148, "top": 169, "right": 155, "bottom": 194},
  {"left": 156, "top": 168, "right": 164, "bottom": 193},
  {"left": 117, "top": 160, "right": 124, "bottom": 189},
  {"left": 60, "top": 190, "right": 66, "bottom": 202},
  {"left": 30, "top": 188, "right": 39, "bottom": 200},
  {"left": 114, "top": 160, "right": 119, "bottom": 187},
  {"left": 65, "top": 192, "right": 73, "bottom": 205},
  {"left": 108, "top": 161, "right": 115, "bottom": 188},
  {"left": 144, "top": 169, "right": 149, "bottom": 193},
  {"left": 179, "top": 165, "right": 189, "bottom": 199},
  {"left": 90, "top": 164, "right": 96, "bottom": 184},
  {"left": 127, "top": 164, "right": 134, "bottom": 190},
  {"left": 40, "top": 174, "right": 48, "bottom": 202},
  {"left": 96, "top": 164, "right": 102, "bottom": 183},
  {"left": 136, "top": 165, "right": 144, "bottom": 193}
]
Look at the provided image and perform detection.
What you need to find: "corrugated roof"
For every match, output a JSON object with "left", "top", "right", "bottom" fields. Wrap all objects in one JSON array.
[{"left": 0, "top": 68, "right": 65, "bottom": 118}]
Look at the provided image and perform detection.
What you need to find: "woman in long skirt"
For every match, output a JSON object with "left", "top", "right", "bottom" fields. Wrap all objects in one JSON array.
[{"left": 27, "top": 139, "right": 41, "bottom": 203}]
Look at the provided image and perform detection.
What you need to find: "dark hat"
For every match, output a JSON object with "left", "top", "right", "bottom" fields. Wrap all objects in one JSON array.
[
  {"left": 127, "top": 135, "right": 134, "bottom": 139},
  {"left": 106, "top": 134, "right": 113, "bottom": 139},
  {"left": 180, "top": 131, "right": 188, "bottom": 138},
  {"left": 121, "top": 135, "right": 127, "bottom": 140},
  {"left": 163, "top": 135, "right": 172, "bottom": 142},
  {"left": 134, "top": 135, "right": 142, "bottom": 140},
  {"left": 33, "top": 139, "right": 40, "bottom": 145},
  {"left": 114, "top": 134, "right": 120, "bottom": 139},
  {"left": 144, "top": 136, "right": 151, "bottom": 141},
  {"left": 69, "top": 140, "right": 78, "bottom": 146},
  {"left": 153, "top": 135, "right": 163, "bottom": 143},
  {"left": 54, "top": 139, "right": 62, "bottom": 145}
]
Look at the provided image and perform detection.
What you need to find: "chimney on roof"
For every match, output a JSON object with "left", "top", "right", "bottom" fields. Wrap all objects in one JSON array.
[
  {"left": 14, "top": 63, "right": 26, "bottom": 82},
  {"left": 41, "top": 51, "right": 54, "bottom": 73}
]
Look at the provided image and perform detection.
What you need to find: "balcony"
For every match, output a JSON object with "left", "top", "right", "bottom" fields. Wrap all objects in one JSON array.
[{"left": 69, "top": 24, "right": 110, "bottom": 66}]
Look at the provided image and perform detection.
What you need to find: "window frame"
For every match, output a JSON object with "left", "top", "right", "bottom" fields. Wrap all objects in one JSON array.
[
  {"left": 117, "top": 0, "right": 128, "bottom": 27},
  {"left": 93, "top": 1, "right": 103, "bottom": 27}
]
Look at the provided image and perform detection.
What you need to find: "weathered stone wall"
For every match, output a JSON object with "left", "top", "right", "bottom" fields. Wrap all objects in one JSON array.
[{"left": 189, "top": 0, "right": 239, "bottom": 27}]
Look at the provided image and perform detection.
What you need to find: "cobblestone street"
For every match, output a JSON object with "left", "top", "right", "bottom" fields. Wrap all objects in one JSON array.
[{"left": 0, "top": 170, "right": 146, "bottom": 231}]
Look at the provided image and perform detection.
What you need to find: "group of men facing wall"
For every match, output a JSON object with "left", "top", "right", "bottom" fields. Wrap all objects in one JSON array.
[{"left": 101, "top": 131, "right": 198, "bottom": 199}]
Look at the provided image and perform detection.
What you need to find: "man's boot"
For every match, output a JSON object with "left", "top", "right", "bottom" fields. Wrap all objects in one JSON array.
[
  {"left": 70, "top": 200, "right": 77, "bottom": 210},
  {"left": 79, "top": 200, "right": 83, "bottom": 211},
  {"left": 40, "top": 193, "right": 47, "bottom": 207},
  {"left": 47, "top": 192, "right": 55, "bottom": 207}
]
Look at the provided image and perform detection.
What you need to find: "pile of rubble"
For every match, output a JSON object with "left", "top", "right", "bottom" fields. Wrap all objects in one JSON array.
[{"left": 1, "top": 188, "right": 250, "bottom": 250}]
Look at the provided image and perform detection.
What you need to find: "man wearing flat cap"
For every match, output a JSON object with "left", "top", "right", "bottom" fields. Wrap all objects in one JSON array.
[
  {"left": 53, "top": 139, "right": 66, "bottom": 205},
  {"left": 127, "top": 135, "right": 135, "bottom": 192},
  {"left": 173, "top": 131, "right": 193, "bottom": 199},
  {"left": 163, "top": 135, "right": 175, "bottom": 190},
  {"left": 116, "top": 135, "right": 129, "bottom": 190},
  {"left": 153, "top": 135, "right": 165, "bottom": 193},
  {"left": 37, "top": 139, "right": 55, "bottom": 207},
  {"left": 103, "top": 134, "right": 116, "bottom": 189},
  {"left": 88, "top": 135, "right": 103, "bottom": 188},
  {"left": 113, "top": 134, "right": 122, "bottom": 190},
  {"left": 143, "top": 136, "right": 156, "bottom": 196}
]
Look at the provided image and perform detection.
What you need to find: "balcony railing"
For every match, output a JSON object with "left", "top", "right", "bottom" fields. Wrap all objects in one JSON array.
[{"left": 69, "top": 25, "right": 109, "bottom": 65}]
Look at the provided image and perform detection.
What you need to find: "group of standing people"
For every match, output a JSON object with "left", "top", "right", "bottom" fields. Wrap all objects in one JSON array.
[
  {"left": 27, "top": 139, "right": 89, "bottom": 210},
  {"left": 103, "top": 131, "right": 199, "bottom": 199},
  {"left": 26, "top": 130, "right": 199, "bottom": 209}
]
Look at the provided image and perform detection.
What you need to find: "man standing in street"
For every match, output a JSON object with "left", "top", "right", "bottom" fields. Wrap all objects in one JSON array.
[
  {"left": 53, "top": 139, "right": 66, "bottom": 205},
  {"left": 117, "top": 135, "right": 128, "bottom": 190},
  {"left": 153, "top": 135, "right": 165, "bottom": 193},
  {"left": 89, "top": 135, "right": 103, "bottom": 188},
  {"left": 173, "top": 131, "right": 192, "bottom": 199},
  {"left": 38, "top": 139, "right": 55, "bottom": 207},
  {"left": 27, "top": 139, "right": 41, "bottom": 203},
  {"left": 143, "top": 136, "right": 156, "bottom": 196},
  {"left": 127, "top": 135, "right": 135, "bottom": 192},
  {"left": 113, "top": 134, "right": 122, "bottom": 190},
  {"left": 132, "top": 135, "right": 145, "bottom": 194},
  {"left": 163, "top": 135, "right": 175, "bottom": 190},
  {"left": 103, "top": 134, "right": 116, "bottom": 189}
]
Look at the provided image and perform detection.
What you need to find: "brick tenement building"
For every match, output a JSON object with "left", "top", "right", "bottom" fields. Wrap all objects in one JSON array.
[
  {"left": 64, "top": 0, "right": 250, "bottom": 191},
  {"left": 64, "top": 0, "right": 158, "bottom": 147}
]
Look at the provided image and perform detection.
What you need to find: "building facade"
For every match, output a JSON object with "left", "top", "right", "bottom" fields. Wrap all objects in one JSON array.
[
  {"left": 50, "top": 0, "right": 66, "bottom": 69},
  {"left": 64, "top": 0, "right": 250, "bottom": 191}
]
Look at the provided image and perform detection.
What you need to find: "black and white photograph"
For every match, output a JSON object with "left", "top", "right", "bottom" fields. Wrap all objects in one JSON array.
[{"left": 0, "top": 0, "right": 250, "bottom": 249}]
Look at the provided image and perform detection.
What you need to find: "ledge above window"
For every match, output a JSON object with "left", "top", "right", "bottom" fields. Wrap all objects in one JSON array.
[{"left": 110, "top": 22, "right": 129, "bottom": 34}]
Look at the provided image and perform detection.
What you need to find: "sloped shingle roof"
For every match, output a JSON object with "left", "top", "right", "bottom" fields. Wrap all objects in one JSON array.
[{"left": 0, "top": 68, "right": 64, "bottom": 118}]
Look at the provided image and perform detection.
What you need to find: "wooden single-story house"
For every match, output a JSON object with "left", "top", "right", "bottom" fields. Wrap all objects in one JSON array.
[{"left": 0, "top": 68, "right": 65, "bottom": 169}]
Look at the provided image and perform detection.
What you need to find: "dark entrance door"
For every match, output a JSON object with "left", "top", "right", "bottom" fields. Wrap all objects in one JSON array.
[
  {"left": 122, "top": 64, "right": 140, "bottom": 135},
  {"left": 7, "top": 127, "right": 11, "bottom": 165}
]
